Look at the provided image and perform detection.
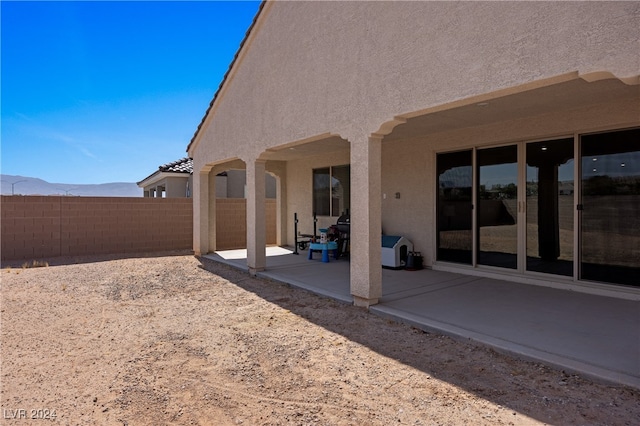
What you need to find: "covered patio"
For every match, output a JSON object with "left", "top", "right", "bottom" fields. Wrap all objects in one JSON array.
[{"left": 202, "top": 247, "right": 640, "bottom": 390}]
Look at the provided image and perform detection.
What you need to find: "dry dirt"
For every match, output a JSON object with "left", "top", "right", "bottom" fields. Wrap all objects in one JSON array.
[{"left": 1, "top": 253, "right": 638, "bottom": 425}]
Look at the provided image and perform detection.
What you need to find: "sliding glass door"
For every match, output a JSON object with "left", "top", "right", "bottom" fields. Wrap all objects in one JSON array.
[
  {"left": 477, "top": 145, "right": 518, "bottom": 269},
  {"left": 580, "top": 128, "right": 640, "bottom": 286},
  {"left": 525, "top": 139, "right": 574, "bottom": 276},
  {"left": 435, "top": 128, "right": 639, "bottom": 288},
  {"left": 437, "top": 150, "right": 473, "bottom": 264}
]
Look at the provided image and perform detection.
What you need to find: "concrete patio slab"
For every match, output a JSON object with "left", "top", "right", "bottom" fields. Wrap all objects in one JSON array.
[
  {"left": 373, "top": 276, "right": 640, "bottom": 389},
  {"left": 205, "top": 247, "right": 352, "bottom": 302},
  {"left": 202, "top": 248, "right": 640, "bottom": 389}
]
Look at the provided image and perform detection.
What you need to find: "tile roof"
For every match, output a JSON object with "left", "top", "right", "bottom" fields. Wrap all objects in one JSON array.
[
  {"left": 137, "top": 157, "right": 193, "bottom": 186},
  {"left": 159, "top": 157, "right": 193, "bottom": 174}
]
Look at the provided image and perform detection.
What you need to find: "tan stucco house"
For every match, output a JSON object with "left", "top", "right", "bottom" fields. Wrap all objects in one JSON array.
[
  {"left": 188, "top": 1, "right": 639, "bottom": 306},
  {"left": 138, "top": 157, "right": 277, "bottom": 199},
  {"left": 138, "top": 158, "right": 194, "bottom": 198}
]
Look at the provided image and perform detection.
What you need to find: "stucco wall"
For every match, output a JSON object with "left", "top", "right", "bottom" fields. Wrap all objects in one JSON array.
[
  {"left": 381, "top": 95, "right": 639, "bottom": 266},
  {"left": 286, "top": 150, "right": 350, "bottom": 237},
  {"left": 191, "top": 1, "right": 638, "bottom": 165},
  {"left": 188, "top": 1, "right": 638, "bottom": 292},
  {"left": 282, "top": 94, "right": 640, "bottom": 262},
  {"left": 223, "top": 170, "right": 277, "bottom": 199},
  {"left": 215, "top": 175, "right": 228, "bottom": 198},
  {"left": 165, "top": 177, "right": 189, "bottom": 198}
]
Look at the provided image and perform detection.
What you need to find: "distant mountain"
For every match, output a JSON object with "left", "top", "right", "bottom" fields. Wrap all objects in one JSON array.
[{"left": 1, "top": 174, "right": 142, "bottom": 197}]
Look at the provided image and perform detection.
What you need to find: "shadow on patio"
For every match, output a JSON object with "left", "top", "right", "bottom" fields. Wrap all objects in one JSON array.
[{"left": 202, "top": 247, "right": 640, "bottom": 390}]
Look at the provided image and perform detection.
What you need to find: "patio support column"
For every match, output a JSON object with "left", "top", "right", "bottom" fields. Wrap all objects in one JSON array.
[
  {"left": 267, "top": 161, "right": 287, "bottom": 247},
  {"left": 276, "top": 172, "right": 287, "bottom": 246},
  {"left": 207, "top": 171, "right": 217, "bottom": 252},
  {"left": 193, "top": 169, "right": 210, "bottom": 256},
  {"left": 246, "top": 158, "right": 267, "bottom": 275},
  {"left": 349, "top": 135, "right": 382, "bottom": 307}
]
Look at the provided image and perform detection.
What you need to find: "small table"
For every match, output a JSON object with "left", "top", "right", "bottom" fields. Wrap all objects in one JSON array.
[{"left": 308, "top": 241, "right": 339, "bottom": 262}]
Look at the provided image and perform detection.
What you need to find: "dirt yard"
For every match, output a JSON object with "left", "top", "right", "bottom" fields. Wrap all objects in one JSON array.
[{"left": 1, "top": 253, "right": 638, "bottom": 425}]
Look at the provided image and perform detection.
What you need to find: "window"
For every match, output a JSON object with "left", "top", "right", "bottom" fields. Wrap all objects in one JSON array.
[
  {"left": 477, "top": 145, "right": 519, "bottom": 269},
  {"left": 313, "top": 165, "right": 350, "bottom": 217},
  {"left": 580, "top": 128, "right": 640, "bottom": 286},
  {"left": 434, "top": 127, "right": 639, "bottom": 288},
  {"left": 437, "top": 150, "right": 473, "bottom": 264}
]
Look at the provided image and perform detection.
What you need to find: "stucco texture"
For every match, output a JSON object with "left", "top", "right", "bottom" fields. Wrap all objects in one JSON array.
[
  {"left": 189, "top": 0, "right": 639, "bottom": 301},
  {"left": 190, "top": 1, "right": 639, "bottom": 164}
]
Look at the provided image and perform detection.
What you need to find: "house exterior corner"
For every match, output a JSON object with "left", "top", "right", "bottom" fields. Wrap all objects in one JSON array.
[{"left": 189, "top": 1, "right": 640, "bottom": 302}]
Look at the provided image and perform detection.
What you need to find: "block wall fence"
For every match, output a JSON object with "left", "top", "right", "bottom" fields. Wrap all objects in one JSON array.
[
  {"left": 1, "top": 196, "right": 276, "bottom": 261},
  {"left": 215, "top": 198, "right": 277, "bottom": 251}
]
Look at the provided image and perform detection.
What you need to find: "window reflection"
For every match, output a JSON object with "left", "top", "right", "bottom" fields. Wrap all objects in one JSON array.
[
  {"left": 313, "top": 165, "right": 350, "bottom": 217},
  {"left": 331, "top": 165, "right": 350, "bottom": 217},
  {"left": 313, "top": 168, "right": 330, "bottom": 216},
  {"left": 477, "top": 145, "right": 518, "bottom": 269},
  {"left": 526, "top": 139, "right": 574, "bottom": 276},
  {"left": 581, "top": 128, "right": 640, "bottom": 286},
  {"left": 437, "top": 151, "right": 472, "bottom": 264}
]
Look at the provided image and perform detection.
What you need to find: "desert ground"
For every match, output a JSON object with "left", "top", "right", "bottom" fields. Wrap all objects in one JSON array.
[{"left": 1, "top": 252, "right": 639, "bottom": 425}]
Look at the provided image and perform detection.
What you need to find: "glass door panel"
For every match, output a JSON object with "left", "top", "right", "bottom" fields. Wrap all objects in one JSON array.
[
  {"left": 526, "top": 139, "right": 574, "bottom": 276},
  {"left": 477, "top": 145, "right": 518, "bottom": 269},
  {"left": 580, "top": 128, "right": 640, "bottom": 286},
  {"left": 437, "top": 150, "right": 473, "bottom": 264}
]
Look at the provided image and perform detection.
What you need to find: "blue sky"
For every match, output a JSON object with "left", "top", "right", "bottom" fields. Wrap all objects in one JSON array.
[{"left": 1, "top": 0, "right": 260, "bottom": 184}]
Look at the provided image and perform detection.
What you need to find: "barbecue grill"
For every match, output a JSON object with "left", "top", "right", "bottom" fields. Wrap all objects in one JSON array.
[
  {"left": 335, "top": 214, "right": 350, "bottom": 257},
  {"left": 336, "top": 214, "right": 350, "bottom": 234}
]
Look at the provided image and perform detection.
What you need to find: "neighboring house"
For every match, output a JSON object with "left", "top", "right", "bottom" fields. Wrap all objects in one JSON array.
[
  {"left": 138, "top": 157, "right": 194, "bottom": 198},
  {"left": 187, "top": 1, "right": 639, "bottom": 306},
  {"left": 138, "top": 157, "right": 278, "bottom": 199}
]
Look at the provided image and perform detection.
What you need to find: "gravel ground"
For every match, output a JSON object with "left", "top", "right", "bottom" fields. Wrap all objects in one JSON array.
[{"left": 1, "top": 253, "right": 639, "bottom": 425}]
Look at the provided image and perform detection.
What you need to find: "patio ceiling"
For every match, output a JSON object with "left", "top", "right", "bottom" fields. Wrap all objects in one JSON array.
[
  {"left": 385, "top": 77, "right": 639, "bottom": 142},
  {"left": 260, "top": 135, "right": 349, "bottom": 161},
  {"left": 256, "top": 77, "right": 637, "bottom": 162}
]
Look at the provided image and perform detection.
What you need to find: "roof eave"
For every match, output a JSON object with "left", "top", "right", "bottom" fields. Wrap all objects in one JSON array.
[
  {"left": 186, "top": 0, "right": 268, "bottom": 157},
  {"left": 137, "top": 171, "right": 191, "bottom": 188}
]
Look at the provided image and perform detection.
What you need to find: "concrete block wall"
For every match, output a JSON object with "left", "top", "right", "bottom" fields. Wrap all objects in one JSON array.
[
  {"left": 1, "top": 196, "right": 193, "bottom": 261},
  {"left": 265, "top": 199, "right": 276, "bottom": 246},
  {"left": 1, "top": 196, "right": 277, "bottom": 261},
  {"left": 216, "top": 198, "right": 277, "bottom": 250}
]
